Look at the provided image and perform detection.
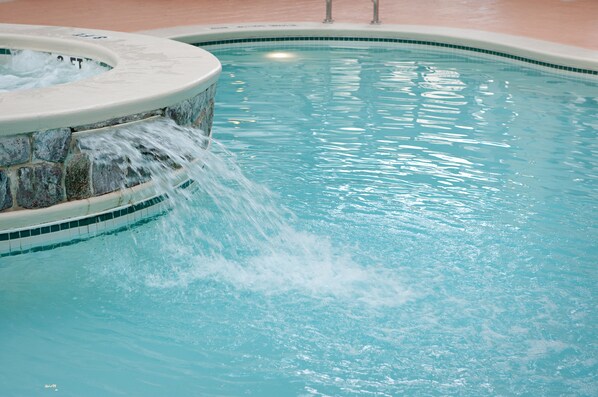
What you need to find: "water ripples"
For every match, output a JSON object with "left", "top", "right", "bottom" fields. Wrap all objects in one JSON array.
[{"left": 1, "top": 43, "right": 596, "bottom": 396}]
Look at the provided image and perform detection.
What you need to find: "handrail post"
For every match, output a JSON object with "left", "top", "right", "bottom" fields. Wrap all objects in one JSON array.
[
  {"left": 371, "top": 0, "right": 381, "bottom": 24},
  {"left": 324, "top": 0, "right": 333, "bottom": 23}
]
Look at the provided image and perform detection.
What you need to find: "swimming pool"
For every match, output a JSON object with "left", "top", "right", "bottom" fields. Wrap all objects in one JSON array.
[{"left": 1, "top": 41, "right": 596, "bottom": 396}]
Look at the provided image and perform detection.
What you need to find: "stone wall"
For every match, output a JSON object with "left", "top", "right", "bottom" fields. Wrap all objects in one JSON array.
[{"left": 0, "top": 83, "right": 216, "bottom": 212}]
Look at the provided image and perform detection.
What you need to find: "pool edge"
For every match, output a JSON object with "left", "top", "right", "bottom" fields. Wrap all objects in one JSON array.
[{"left": 141, "top": 22, "right": 598, "bottom": 76}]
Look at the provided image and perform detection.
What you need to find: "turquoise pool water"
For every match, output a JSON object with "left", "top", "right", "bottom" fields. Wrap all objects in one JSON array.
[{"left": 1, "top": 43, "right": 597, "bottom": 396}]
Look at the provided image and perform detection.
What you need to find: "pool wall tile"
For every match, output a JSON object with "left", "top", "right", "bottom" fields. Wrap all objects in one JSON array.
[
  {"left": 195, "top": 37, "right": 598, "bottom": 76},
  {"left": 0, "top": 240, "right": 10, "bottom": 254},
  {"left": 8, "top": 238, "right": 21, "bottom": 253},
  {"left": 0, "top": 179, "right": 193, "bottom": 257},
  {"left": 87, "top": 222, "right": 98, "bottom": 236}
]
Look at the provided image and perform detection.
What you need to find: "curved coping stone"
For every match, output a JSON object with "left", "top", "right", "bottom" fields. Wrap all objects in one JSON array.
[
  {"left": 0, "top": 23, "right": 222, "bottom": 135},
  {"left": 143, "top": 22, "right": 598, "bottom": 76}
]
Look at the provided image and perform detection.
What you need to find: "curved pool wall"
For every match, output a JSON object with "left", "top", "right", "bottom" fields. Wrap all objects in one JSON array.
[
  {"left": 0, "top": 24, "right": 221, "bottom": 256},
  {"left": 2, "top": 22, "right": 597, "bottom": 256},
  {"left": 146, "top": 23, "right": 598, "bottom": 76}
]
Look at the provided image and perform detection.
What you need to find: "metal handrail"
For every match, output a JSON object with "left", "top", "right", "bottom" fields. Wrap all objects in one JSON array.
[
  {"left": 324, "top": 0, "right": 333, "bottom": 23},
  {"left": 322, "top": 0, "right": 380, "bottom": 25},
  {"left": 371, "top": 0, "right": 381, "bottom": 24}
]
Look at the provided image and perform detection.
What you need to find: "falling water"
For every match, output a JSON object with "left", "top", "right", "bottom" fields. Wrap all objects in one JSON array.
[
  {"left": 1, "top": 43, "right": 596, "bottom": 396},
  {"left": 76, "top": 117, "right": 411, "bottom": 306}
]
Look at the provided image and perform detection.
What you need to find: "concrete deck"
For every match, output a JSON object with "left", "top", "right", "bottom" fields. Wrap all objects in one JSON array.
[{"left": 0, "top": 0, "right": 597, "bottom": 50}]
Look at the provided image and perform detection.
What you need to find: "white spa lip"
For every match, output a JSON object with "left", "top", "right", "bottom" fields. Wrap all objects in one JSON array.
[
  {"left": 0, "top": 23, "right": 222, "bottom": 136},
  {"left": 142, "top": 22, "right": 598, "bottom": 75}
]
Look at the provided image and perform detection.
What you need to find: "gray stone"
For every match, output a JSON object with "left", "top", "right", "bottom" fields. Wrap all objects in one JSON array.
[
  {"left": 92, "top": 159, "right": 126, "bottom": 195},
  {"left": 166, "top": 85, "right": 217, "bottom": 134},
  {"left": 74, "top": 136, "right": 93, "bottom": 152},
  {"left": 136, "top": 143, "right": 182, "bottom": 170},
  {"left": 65, "top": 153, "right": 92, "bottom": 200},
  {"left": 166, "top": 99, "right": 195, "bottom": 126},
  {"left": 33, "top": 128, "right": 72, "bottom": 162},
  {"left": 125, "top": 165, "right": 151, "bottom": 188},
  {"left": 16, "top": 164, "right": 64, "bottom": 209},
  {"left": 0, "top": 169, "right": 12, "bottom": 211},
  {"left": 0, "top": 135, "right": 30, "bottom": 166},
  {"left": 206, "top": 83, "right": 217, "bottom": 102},
  {"left": 166, "top": 91, "right": 206, "bottom": 126}
]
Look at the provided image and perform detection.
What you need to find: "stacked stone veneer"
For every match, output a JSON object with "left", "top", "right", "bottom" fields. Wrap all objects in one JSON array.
[{"left": 0, "top": 83, "right": 216, "bottom": 212}]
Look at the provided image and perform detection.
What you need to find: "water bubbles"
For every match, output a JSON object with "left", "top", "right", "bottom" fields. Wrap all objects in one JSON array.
[
  {"left": 0, "top": 49, "right": 108, "bottom": 92},
  {"left": 77, "top": 117, "right": 411, "bottom": 307}
]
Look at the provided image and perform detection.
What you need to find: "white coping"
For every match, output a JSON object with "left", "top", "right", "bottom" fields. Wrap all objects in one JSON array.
[
  {"left": 0, "top": 23, "right": 221, "bottom": 135},
  {"left": 142, "top": 22, "right": 598, "bottom": 74}
]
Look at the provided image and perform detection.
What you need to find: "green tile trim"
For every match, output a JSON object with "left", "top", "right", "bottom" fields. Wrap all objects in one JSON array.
[
  {"left": 0, "top": 179, "right": 194, "bottom": 257},
  {"left": 194, "top": 37, "right": 598, "bottom": 76}
]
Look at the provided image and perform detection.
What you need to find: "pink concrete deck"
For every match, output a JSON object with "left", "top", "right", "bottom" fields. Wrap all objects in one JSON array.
[{"left": 1, "top": 0, "right": 597, "bottom": 50}]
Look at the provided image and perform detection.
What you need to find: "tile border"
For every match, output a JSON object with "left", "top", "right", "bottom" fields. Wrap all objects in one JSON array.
[
  {"left": 143, "top": 23, "right": 598, "bottom": 78},
  {"left": 0, "top": 179, "right": 193, "bottom": 257},
  {"left": 194, "top": 36, "right": 597, "bottom": 75}
]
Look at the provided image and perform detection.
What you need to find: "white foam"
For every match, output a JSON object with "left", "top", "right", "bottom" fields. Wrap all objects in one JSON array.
[
  {"left": 72, "top": 117, "right": 415, "bottom": 307},
  {"left": 143, "top": 228, "right": 414, "bottom": 307},
  {"left": 0, "top": 49, "right": 107, "bottom": 92},
  {"left": 79, "top": 118, "right": 412, "bottom": 307}
]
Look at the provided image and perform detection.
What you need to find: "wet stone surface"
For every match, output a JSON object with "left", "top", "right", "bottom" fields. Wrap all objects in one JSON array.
[
  {"left": 125, "top": 165, "right": 151, "bottom": 188},
  {"left": 33, "top": 128, "right": 72, "bottom": 163},
  {"left": 0, "top": 84, "right": 217, "bottom": 213},
  {"left": 165, "top": 87, "right": 214, "bottom": 127},
  {"left": 198, "top": 99, "right": 215, "bottom": 142},
  {"left": 0, "top": 135, "right": 30, "bottom": 167},
  {"left": 65, "top": 153, "right": 92, "bottom": 200},
  {"left": 0, "top": 169, "right": 12, "bottom": 211},
  {"left": 16, "top": 163, "right": 63, "bottom": 209},
  {"left": 92, "top": 159, "right": 126, "bottom": 196}
]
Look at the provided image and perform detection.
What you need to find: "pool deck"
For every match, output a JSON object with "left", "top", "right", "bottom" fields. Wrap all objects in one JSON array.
[{"left": 0, "top": 0, "right": 597, "bottom": 51}]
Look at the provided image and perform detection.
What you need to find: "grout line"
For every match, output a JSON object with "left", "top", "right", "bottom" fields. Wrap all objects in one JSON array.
[
  {"left": 195, "top": 36, "right": 598, "bottom": 75},
  {"left": 0, "top": 178, "right": 194, "bottom": 257}
]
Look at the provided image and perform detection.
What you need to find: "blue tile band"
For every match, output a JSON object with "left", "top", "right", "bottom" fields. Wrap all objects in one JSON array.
[
  {"left": 194, "top": 37, "right": 598, "bottom": 75},
  {"left": 0, "top": 179, "right": 194, "bottom": 257}
]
